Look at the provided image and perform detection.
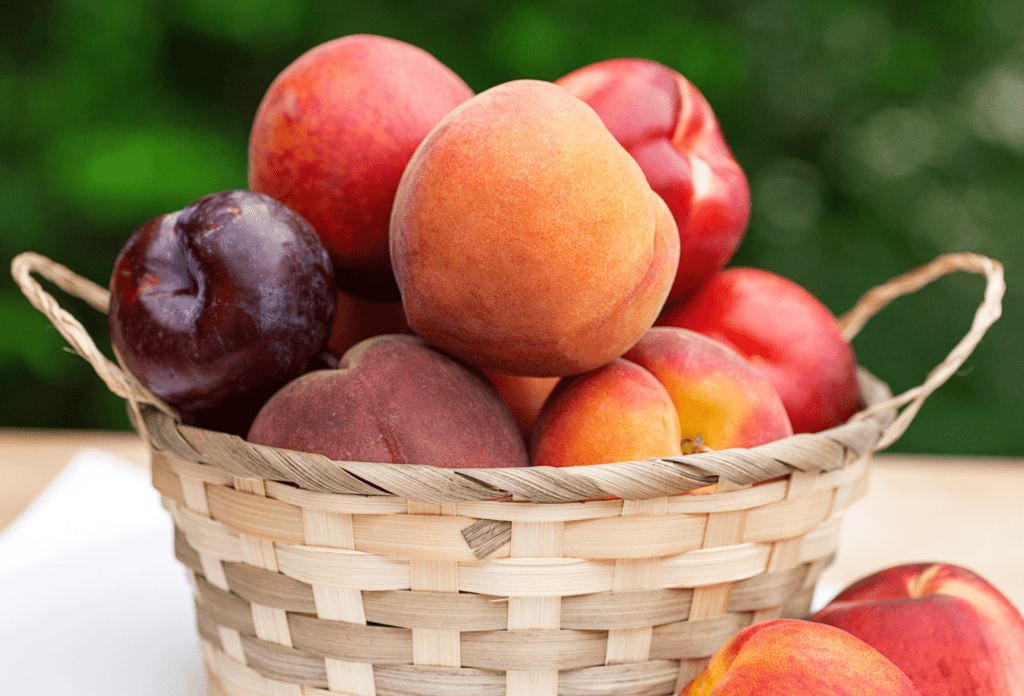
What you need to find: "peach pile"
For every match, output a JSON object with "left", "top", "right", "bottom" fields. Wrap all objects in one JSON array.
[
  {"left": 101, "top": 31, "right": 1023, "bottom": 695},
  {"left": 109, "top": 30, "right": 868, "bottom": 464}
]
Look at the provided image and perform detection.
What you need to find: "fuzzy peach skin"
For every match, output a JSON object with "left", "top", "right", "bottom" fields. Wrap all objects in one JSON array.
[
  {"left": 390, "top": 79, "right": 681, "bottom": 376},
  {"left": 557, "top": 58, "right": 751, "bottom": 305},
  {"left": 248, "top": 34, "right": 473, "bottom": 301},
  {"left": 681, "top": 619, "right": 921, "bottom": 696},
  {"left": 659, "top": 267, "right": 864, "bottom": 434},
  {"left": 531, "top": 358, "right": 682, "bottom": 468},
  {"left": 625, "top": 326, "right": 792, "bottom": 451},
  {"left": 484, "top": 372, "right": 560, "bottom": 446},
  {"left": 811, "top": 563, "right": 1024, "bottom": 696},
  {"left": 247, "top": 334, "right": 528, "bottom": 469}
]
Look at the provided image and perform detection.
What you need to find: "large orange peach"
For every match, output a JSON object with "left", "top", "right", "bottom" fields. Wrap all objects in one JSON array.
[
  {"left": 556, "top": 58, "right": 751, "bottom": 305},
  {"left": 391, "top": 79, "right": 680, "bottom": 376},
  {"left": 625, "top": 327, "right": 792, "bottom": 450},
  {"left": 680, "top": 619, "right": 920, "bottom": 695},
  {"left": 247, "top": 334, "right": 528, "bottom": 469},
  {"left": 659, "top": 267, "right": 864, "bottom": 434},
  {"left": 531, "top": 358, "right": 683, "bottom": 468},
  {"left": 249, "top": 34, "right": 473, "bottom": 301}
]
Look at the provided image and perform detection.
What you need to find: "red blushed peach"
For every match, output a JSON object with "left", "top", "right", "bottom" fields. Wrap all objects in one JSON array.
[
  {"left": 680, "top": 619, "right": 920, "bottom": 695},
  {"left": 556, "top": 58, "right": 750, "bottom": 304},
  {"left": 391, "top": 79, "right": 680, "bottom": 376},
  {"left": 326, "top": 288, "right": 408, "bottom": 358},
  {"left": 811, "top": 563, "right": 1024, "bottom": 696},
  {"left": 249, "top": 34, "right": 473, "bottom": 301},
  {"left": 247, "top": 334, "right": 528, "bottom": 469},
  {"left": 484, "top": 372, "right": 560, "bottom": 446},
  {"left": 659, "top": 267, "right": 864, "bottom": 434},
  {"left": 530, "top": 359, "right": 682, "bottom": 468},
  {"left": 625, "top": 327, "right": 792, "bottom": 451}
]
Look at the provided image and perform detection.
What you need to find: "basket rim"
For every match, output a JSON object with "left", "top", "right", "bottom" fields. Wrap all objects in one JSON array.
[{"left": 140, "top": 367, "right": 894, "bottom": 505}]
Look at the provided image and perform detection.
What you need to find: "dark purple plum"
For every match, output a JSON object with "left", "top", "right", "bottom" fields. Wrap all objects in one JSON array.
[{"left": 109, "top": 190, "right": 335, "bottom": 435}]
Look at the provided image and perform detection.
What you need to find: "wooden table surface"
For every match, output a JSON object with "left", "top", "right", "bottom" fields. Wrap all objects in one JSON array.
[{"left": 2, "top": 428, "right": 1022, "bottom": 610}]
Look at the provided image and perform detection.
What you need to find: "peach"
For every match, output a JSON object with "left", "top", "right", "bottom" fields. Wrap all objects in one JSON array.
[
  {"left": 390, "top": 79, "right": 681, "bottom": 376},
  {"left": 531, "top": 327, "right": 791, "bottom": 469},
  {"left": 556, "top": 58, "right": 750, "bottom": 304},
  {"left": 530, "top": 358, "right": 683, "bottom": 468},
  {"left": 625, "top": 327, "right": 791, "bottom": 450},
  {"left": 248, "top": 34, "right": 473, "bottom": 301},
  {"left": 326, "top": 288, "right": 408, "bottom": 358},
  {"left": 659, "top": 267, "right": 864, "bottom": 434},
  {"left": 811, "top": 563, "right": 1024, "bottom": 695},
  {"left": 680, "top": 619, "right": 920, "bottom": 695},
  {"left": 483, "top": 372, "right": 559, "bottom": 445},
  {"left": 247, "top": 334, "right": 528, "bottom": 469}
]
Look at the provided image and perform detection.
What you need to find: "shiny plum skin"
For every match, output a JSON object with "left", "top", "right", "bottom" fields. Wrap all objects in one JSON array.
[{"left": 109, "top": 190, "right": 336, "bottom": 434}]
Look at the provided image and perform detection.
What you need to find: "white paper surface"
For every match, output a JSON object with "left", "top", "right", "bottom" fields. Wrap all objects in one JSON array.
[{"left": 0, "top": 449, "right": 206, "bottom": 695}]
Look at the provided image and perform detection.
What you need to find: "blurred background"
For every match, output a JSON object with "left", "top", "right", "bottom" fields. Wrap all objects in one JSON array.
[{"left": 1, "top": 0, "right": 1020, "bottom": 455}]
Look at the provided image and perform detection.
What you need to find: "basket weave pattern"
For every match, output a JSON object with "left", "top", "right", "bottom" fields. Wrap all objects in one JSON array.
[
  {"left": 148, "top": 387, "right": 885, "bottom": 695},
  {"left": 9, "top": 251, "right": 1005, "bottom": 696}
]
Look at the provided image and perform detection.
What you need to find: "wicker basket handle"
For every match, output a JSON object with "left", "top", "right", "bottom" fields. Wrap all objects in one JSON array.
[
  {"left": 10, "top": 250, "right": 1005, "bottom": 453},
  {"left": 9, "top": 251, "right": 177, "bottom": 419},
  {"left": 838, "top": 252, "right": 1004, "bottom": 451}
]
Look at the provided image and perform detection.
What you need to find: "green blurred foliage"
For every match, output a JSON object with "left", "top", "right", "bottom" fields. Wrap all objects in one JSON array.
[{"left": 2, "top": 0, "right": 1021, "bottom": 455}]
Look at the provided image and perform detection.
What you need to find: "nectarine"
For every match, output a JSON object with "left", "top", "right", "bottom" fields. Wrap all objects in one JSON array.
[
  {"left": 659, "top": 266, "right": 864, "bottom": 434},
  {"left": 625, "top": 327, "right": 792, "bottom": 451},
  {"left": 249, "top": 34, "right": 473, "bottom": 301},
  {"left": 531, "top": 328, "right": 792, "bottom": 468},
  {"left": 811, "top": 563, "right": 1024, "bottom": 696}
]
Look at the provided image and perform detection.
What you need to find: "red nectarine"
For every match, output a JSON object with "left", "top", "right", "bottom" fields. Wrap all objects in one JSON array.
[
  {"left": 811, "top": 563, "right": 1024, "bottom": 696},
  {"left": 249, "top": 34, "right": 473, "bottom": 301},
  {"left": 659, "top": 266, "right": 864, "bottom": 434}
]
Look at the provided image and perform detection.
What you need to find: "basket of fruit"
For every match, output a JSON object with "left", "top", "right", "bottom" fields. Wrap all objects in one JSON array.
[{"left": 10, "top": 34, "right": 1007, "bottom": 696}]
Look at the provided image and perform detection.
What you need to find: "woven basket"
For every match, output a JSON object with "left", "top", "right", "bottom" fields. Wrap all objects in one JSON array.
[{"left": 11, "top": 251, "right": 1004, "bottom": 696}]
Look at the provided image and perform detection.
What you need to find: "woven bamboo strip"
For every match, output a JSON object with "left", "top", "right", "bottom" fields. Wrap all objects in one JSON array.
[
  {"left": 288, "top": 615, "right": 412, "bottom": 665},
  {"left": 177, "top": 505, "right": 244, "bottom": 564},
  {"left": 658, "top": 543, "right": 769, "bottom": 589},
  {"left": 408, "top": 502, "right": 461, "bottom": 670},
  {"left": 374, "top": 664, "right": 505, "bottom": 696},
  {"left": 232, "top": 476, "right": 303, "bottom": 696},
  {"left": 275, "top": 544, "right": 410, "bottom": 590},
  {"left": 302, "top": 505, "right": 376, "bottom": 696},
  {"left": 797, "top": 517, "right": 845, "bottom": 565},
  {"left": 505, "top": 517, "right": 564, "bottom": 696},
  {"left": 562, "top": 510, "right": 705, "bottom": 560},
  {"left": 663, "top": 480, "right": 787, "bottom": 514},
  {"left": 459, "top": 557, "right": 615, "bottom": 597},
  {"left": 675, "top": 477, "right": 749, "bottom": 688},
  {"left": 266, "top": 481, "right": 411, "bottom": 515},
  {"left": 456, "top": 498, "right": 625, "bottom": 522},
  {"left": 223, "top": 562, "right": 318, "bottom": 613},
  {"left": 652, "top": 614, "right": 752, "bottom": 662},
  {"left": 605, "top": 498, "right": 668, "bottom": 666},
  {"left": 742, "top": 487, "right": 834, "bottom": 542},
  {"left": 559, "top": 660, "right": 678, "bottom": 696}
]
